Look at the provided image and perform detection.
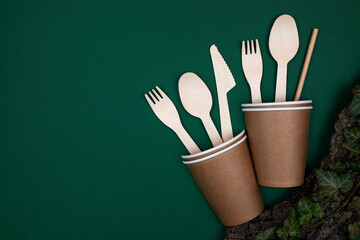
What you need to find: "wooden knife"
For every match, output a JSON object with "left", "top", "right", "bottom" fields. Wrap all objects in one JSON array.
[{"left": 210, "top": 45, "right": 236, "bottom": 141}]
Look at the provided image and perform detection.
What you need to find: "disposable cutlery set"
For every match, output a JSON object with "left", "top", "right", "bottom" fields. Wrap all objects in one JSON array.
[
  {"left": 144, "top": 14, "right": 319, "bottom": 226},
  {"left": 145, "top": 44, "right": 236, "bottom": 151},
  {"left": 146, "top": 14, "right": 318, "bottom": 152}
]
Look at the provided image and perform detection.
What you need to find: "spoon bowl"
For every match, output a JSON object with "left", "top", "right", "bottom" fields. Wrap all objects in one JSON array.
[
  {"left": 178, "top": 72, "right": 213, "bottom": 118},
  {"left": 179, "top": 72, "right": 223, "bottom": 147},
  {"left": 269, "top": 14, "right": 299, "bottom": 63}
]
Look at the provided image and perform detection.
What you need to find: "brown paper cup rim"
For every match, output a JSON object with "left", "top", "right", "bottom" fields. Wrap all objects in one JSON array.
[
  {"left": 181, "top": 130, "right": 245, "bottom": 160},
  {"left": 183, "top": 135, "right": 247, "bottom": 165},
  {"left": 241, "top": 100, "right": 312, "bottom": 108},
  {"left": 242, "top": 106, "right": 313, "bottom": 112}
]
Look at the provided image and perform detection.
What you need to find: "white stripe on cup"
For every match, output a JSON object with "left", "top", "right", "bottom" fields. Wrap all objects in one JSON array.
[
  {"left": 241, "top": 100, "right": 312, "bottom": 107},
  {"left": 242, "top": 106, "right": 313, "bottom": 112},
  {"left": 183, "top": 135, "right": 247, "bottom": 165},
  {"left": 181, "top": 130, "right": 245, "bottom": 159}
]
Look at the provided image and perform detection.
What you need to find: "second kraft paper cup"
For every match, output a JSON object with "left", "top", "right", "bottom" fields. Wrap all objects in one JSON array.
[
  {"left": 242, "top": 102, "right": 313, "bottom": 187},
  {"left": 182, "top": 135, "right": 264, "bottom": 226}
]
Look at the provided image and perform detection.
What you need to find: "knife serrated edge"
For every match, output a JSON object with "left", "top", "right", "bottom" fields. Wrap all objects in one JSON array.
[
  {"left": 210, "top": 44, "right": 235, "bottom": 141},
  {"left": 210, "top": 44, "right": 236, "bottom": 91}
]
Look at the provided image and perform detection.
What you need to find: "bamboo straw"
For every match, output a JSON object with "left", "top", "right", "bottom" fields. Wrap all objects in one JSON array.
[{"left": 294, "top": 28, "right": 319, "bottom": 101}]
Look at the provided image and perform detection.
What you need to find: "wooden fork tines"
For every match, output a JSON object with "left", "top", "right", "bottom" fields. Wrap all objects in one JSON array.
[
  {"left": 145, "top": 86, "right": 201, "bottom": 154},
  {"left": 241, "top": 39, "right": 263, "bottom": 103}
]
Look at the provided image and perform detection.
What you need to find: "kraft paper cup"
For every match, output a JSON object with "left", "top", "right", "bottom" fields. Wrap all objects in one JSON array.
[
  {"left": 241, "top": 100, "right": 312, "bottom": 108},
  {"left": 242, "top": 103, "right": 313, "bottom": 187},
  {"left": 182, "top": 130, "right": 246, "bottom": 161},
  {"left": 182, "top": 135, "right": 264, "bottom": 226}
]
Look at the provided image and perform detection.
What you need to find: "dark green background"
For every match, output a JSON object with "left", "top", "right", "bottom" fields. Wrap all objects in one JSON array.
[{"left": 0, "top": 0, "right": 359, "bottom": 239}]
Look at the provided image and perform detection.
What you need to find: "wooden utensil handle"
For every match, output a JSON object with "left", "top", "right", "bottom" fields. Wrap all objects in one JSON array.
[
  {"left": 250, "top": 84, "right": 262, "bottom": 103},
  {"left": 202, "top": 115, "right": 223, "bottom": 147},
  {"left": 218, "top": 95, "right": 234, "bottom": 141},
  {"left": 174, "top": 125, "right": 201, "bottom": 154},
  {"left": 275, "top": 63, "right": 287, "bottom": 102}
]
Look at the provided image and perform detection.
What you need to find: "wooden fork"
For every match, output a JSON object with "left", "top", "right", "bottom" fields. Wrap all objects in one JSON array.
[
  {"left": 241, "top": 39, "right": 263, "bottom": 103},
  {"left": 145, "top": 86, "right": 201, "bottom": 154}
]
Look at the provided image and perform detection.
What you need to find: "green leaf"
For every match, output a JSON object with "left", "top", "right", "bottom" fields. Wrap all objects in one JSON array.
[
  {"left": 297, "top": 197, "right": 313, "bottom": 225},
  {"left": 255, "top": 227, "right": 276, "bottom": 240},
  {"left": 348, "top": 196, "right": 360, "bottom": 210},
  {"left": 344, "top": 127, "right": 360, "bottom": 148},
  {"left": 312, "top": 203, "right": 325, "bottom": 219},
  {"left": 343, "top": 127, "right": 360, "bottom": 156},
  {"left": 342, "top": 143, "right": 360, "bottom": 156},
  {"left": 348, "top": 162, "right": 360, "bottom": 172},
  {"left": 338, "top": 173, "right": 354, "bottom": 192},
  {"left": 297, "top": 197, "right": 324, "bottom": 225},
  {"left": 348, "top": 221, "right": 360, "bottom": 239},
  {"left": 276, "top": 227, "right": 288, "bottom": 239},
  {"left": 329, "top": 161, "right": 360, "bottom": 172},
  {"left": 329, "top": 161, "right": 347, "bottom": 173},
  {"left": 276, "top": 209, "right": 301, "bottom": 239},
  {"left": 315, "top": 169, "right": 339, "bottom": 200},
  {"left": 315, "top": 169, "right": 354, "bottom": 201},
  {"left": 349, "top": 85, "right": 360, "bottom": 116},
  {"left": 298, "top": 214, "right": 312, "bottom": 226}
]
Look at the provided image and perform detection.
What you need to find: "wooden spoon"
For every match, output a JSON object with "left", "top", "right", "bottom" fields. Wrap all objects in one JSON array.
[
  {"left": 178, "top": 72, "right": 223, "bottom": 147},
  {"left": 269, "top": 14, "right": 299, "bottom": 102}
]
